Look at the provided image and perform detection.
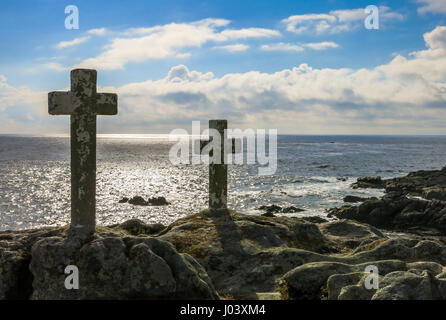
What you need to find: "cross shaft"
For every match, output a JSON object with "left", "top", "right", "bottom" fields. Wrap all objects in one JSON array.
[{"left": 199, "top": 120, "right": 241, "bottom": 210}]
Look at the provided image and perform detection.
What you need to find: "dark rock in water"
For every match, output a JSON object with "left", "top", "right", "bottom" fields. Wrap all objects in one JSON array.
[
  {"left": 258, "top": 204, "right": 282, "bottom": 214},
  {"left": 282, "top": 206, "right": 305, "bottom": 213},
  {"left": 318, "top": 165, "right": 330, "bottom": 169},
  {"left": 352, "top": 176, "right": 386, "bottom": 189},
  {"left": 118, "top": 197, "right": 129, "bottom": 203},
  {"left": 148, "top": 196, "right": 170, "bottom": 206},
  {"left": 343, "top": 195, "right": 374, "bottom": 203},
  {"left": 258, "top": 205, "right": 304, "bottom": 214},
  {"left": 123, "top": 196, "right": 169, "bottom": 206},
  {"left": 337, "top": 177, "right": 348, "bottom": 182},
  {"left": 262, "top": 212, "right": 276, "bottom": 218},
  {"left": 128, "top": 196, "right": 149, "bottom": 206}
]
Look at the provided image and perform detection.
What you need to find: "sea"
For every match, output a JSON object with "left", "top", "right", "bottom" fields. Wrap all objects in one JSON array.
[{"left": 1, "top": 134, "right": 446, "bottom": 231}]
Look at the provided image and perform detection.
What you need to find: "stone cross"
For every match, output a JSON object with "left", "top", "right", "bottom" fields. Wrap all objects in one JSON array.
[
  {"left": 48, "top": 69, "right": 118, "bottom": 235},
  {"left": 199, "top": 120, "right": 241, "bottom": 210}
]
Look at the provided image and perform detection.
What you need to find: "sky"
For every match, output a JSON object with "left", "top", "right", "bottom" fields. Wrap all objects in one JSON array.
[{"left": 1, "top": 0, "right": 446, "bottom": 135}]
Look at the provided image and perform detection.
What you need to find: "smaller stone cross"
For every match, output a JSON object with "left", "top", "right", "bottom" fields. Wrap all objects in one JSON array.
[
  {"left": 198, "top": 120, "right": 241, "bottom": 210},
  {"left": 48, "top": 69, "right": 118, "bottom": 236}
]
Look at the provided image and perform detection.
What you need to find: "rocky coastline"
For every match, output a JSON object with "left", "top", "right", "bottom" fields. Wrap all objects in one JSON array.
[
  {"left": 1, "top": 167, "right": 446, "bottom": 300},
  {"left": 329, "top": 167, "right": 446, "bottom": 235}
]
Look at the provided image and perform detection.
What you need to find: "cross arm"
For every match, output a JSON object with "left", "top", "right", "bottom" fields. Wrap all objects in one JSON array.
[
  {"left": 95, "top": 93, "right": 118, "bottom": 115},
  {"left": 48, "top": 91, "right": 117, "bottom": 115},
  {"left": 48, "top": 91, "right": 79, "bottom": 115}
]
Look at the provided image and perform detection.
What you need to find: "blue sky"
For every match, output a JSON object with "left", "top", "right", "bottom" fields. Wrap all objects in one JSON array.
[{"left": 1, "top": 0, "right": 446, "bottom": 134}]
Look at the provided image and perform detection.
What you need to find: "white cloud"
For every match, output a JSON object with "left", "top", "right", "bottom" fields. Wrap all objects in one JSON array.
[
  {"left": 303, "top": 42, "right": 339, "bottom": 50},
  {"left": 56, "top": 36, "right": 90, "bottom": 49},
  {"left": 219, "top": 28, "right": 280, "bottom": 39},
  {"left": 166, "top": 65, "right": 214, "bottom": 82},
  {"left": 261, "top": 43, "right": 304, "bottom": 52},
  {"left": 283, "top": 6, "right": 404, "bottom": 35},
  {"left": 175, "top": 52, "right": 192, "bottom": 59},
  {"left": 87, "top": 28, "right": 108, "bottom": 36},
  {"left": 424, "top": 26, "right": 446, "bottom": 50},
  {"left": 76, "top": 19, "right": 279, "bottom": 70},
  {"left": 417, "top": 0, "right": 446, "bottom": 14},
  {"left": 260, "top": 41, "right": 339, "bottom": 52},
  {"left": 213, "top": 44, "right": 249, "bottom": 52}
]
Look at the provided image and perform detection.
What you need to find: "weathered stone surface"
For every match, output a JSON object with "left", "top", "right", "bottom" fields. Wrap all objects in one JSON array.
[
  {"left": 371, "top": 270, "right": 446, "bottom": 300},
  {"left": 327, "top": 272, "right": 367, "bottom": 300},
  {"left": 279, "top": 235, "right": 446, "bottom": 300},
  {"left": 319, "top": 219, "right": 384, "bottom": 249},
  {"left": 0, "top": 246, "right": 31, "bottom": 300},
  {"left": 29, "top": 231, "right": 217, "bottom": 300},
  {"left": 281, "top": 260, "right": 406, "bottom": 300},
  {"left": 112, "top": 219, "right": 166, "bottom": 236},
  {"left": 0, "top": 228, "right": 63, "bottom": 299}
]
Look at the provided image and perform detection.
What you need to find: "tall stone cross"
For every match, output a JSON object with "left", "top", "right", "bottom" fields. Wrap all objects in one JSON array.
[
  {"left": 48, "top": 69, "right": 118, "bottom": 235},
  {"left": 199, "top": 120, "right": 241, "bottom": 210}
]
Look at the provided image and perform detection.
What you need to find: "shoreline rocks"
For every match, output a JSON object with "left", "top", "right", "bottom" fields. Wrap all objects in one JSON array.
[
  {"left": 329, "top": 167, "right": 446, "bottom": 235},
  {"left": 351, "top": 176, "right": 386, "bottom": 189},
  {"left": 1, "top": 210, "right": 446, "bottom": 300},
  {"left": 343, "top": 195, "right": 376, "bottom": 203}
]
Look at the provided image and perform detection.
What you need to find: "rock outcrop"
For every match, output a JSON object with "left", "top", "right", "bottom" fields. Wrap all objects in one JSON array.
[
  {"left": 1, "top": 225, "right": 217, "bottom": 300},
  {"left": 1, "top": 205, "right": 446, "bottom": 300},
  {"left": 352, "top": 176, "right": 386, "bottom": 189},
  {"left": 328, "top": 194, "right": 446, "bottom": 234},
  {"left": 280, "top": 238, "right": 446, "bottom": 300},
  {"left": 328, "top": 167, "right": 446, "bottom": 235}
]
